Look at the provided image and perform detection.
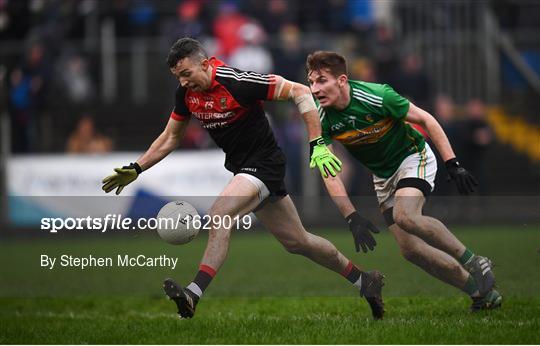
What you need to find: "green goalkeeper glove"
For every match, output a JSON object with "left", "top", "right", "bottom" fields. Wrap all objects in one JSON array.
[
  {"left": 102, "top": 162, "right": 142, "bottom": 195},
  {"left": 309, "top": 136, "right": 342, "bottom": 178}
]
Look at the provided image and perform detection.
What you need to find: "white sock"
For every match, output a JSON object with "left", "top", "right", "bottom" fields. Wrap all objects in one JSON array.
[{"left": 186, "top": 282, "right": 203, "bottom": 298}]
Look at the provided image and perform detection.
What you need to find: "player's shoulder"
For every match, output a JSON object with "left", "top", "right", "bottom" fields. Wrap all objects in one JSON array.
[
  {"left": 214, "top": 65, "right": 272, "bottom": 84},
  {"left": 349, "top": 79, "right": 387, "bottom": 98},
  {"left": 348, "top": 80, "right": 385, "bottom": 108}
]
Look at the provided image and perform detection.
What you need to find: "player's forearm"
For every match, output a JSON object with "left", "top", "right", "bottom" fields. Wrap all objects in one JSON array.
[
  {"left": 293, "top": 84, "right": 321, "bottom": 141},
  {"left": 322, "top": 175, "right": 356, "bottom": 217},
  {"left": 272, "top": 77, "right": 321, "bottom": 141},
  {"left": 136, "top": 131, "right": 181, "bottom": 171},
  {"left": 423, "top": 116, "right": 456, "bottom": 161},
  {"left": 407, "top": 103, "right": 456, "bottom": 161},
  {"left": 300, "top": 109, "right": 323, "bottom": 141}
]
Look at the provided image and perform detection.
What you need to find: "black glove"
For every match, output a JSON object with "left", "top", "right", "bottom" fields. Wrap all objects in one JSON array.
[
  {"left": 346, "top": 211, "right": 380, "bottom": 253},
  {"left": 445, "top": 158, "right": 478, "bottom": 195}
]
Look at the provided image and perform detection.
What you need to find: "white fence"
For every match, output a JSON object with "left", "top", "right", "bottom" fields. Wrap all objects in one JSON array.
[{"left": 6, "top": 151, "right": 231, "bottom": 225}]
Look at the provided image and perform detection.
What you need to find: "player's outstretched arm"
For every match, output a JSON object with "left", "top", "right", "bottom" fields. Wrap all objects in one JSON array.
[
  {"left": 321, "top": 145, "right": 379, "bottom": 252},
  {"left": 270, "top": 75, "right": 342, "bottom": 177},
  {"left": 102, "top": 117, "right": 189, "bottom": 195},
  {"left": 406, "top": 102, "right": 478, "bottom": 194},
  {"left": 406, "top": 103, "right": 456, "bottom": 162},
  {"left": 135, "top": 117, "right": 189, "bottom": 171}
]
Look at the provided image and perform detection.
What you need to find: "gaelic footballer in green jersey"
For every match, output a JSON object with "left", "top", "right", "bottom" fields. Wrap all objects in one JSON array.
[
  {"left": 306, "top": 51, "right": 501, "bottom": 312},
  {"left": 318, "top": 80, "right": 425, "bottom": 179}
]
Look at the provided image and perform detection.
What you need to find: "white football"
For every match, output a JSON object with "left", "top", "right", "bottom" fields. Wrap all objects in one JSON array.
[{"left": 156, "top": 201, "right": 200, "bottom": 245}]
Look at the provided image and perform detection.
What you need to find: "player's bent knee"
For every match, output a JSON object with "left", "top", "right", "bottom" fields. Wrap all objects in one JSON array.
[{"left": 393, "top": 211, "right": 418, "bottom": 232}]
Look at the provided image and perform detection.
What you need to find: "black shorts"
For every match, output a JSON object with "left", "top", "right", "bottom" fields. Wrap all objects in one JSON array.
[{"left": 228, "top": 149, "right": 288, "bottom": 197}]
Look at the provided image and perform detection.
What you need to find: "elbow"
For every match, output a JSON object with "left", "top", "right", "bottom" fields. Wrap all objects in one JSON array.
[
  {"left": 409, "top": 113, "right": 431, "bottom": 131},
  {"left": 423, "top": 116, "right": 439, "bottom": 133},
  {"left": 292, "top": 83, "right": 317, "bottom": 114}
]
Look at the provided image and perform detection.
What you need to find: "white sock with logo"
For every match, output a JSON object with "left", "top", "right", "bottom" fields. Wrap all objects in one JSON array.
[{"left": 186, "top": 282, "right": 203, "bottom": 298}]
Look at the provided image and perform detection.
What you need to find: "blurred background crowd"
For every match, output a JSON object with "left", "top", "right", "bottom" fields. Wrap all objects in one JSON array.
[{"left": 0, "top": 0, "right": 539, "bottom": 197}]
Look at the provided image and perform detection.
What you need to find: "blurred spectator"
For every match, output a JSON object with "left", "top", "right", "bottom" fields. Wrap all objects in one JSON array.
[
  {"left": 128, "top": 0, "right": 157, "bottom": 36},
  {"left": 434, "top": 95, "right": 458, "bottom": 142},
  {"left": 326, "top": 0, "right": 348, "bottom": 33},
  {"left": 372, "top": 0, "right": 395, "bottom": 28},
  {"left": 22, "top": 42, "right": 51, "bottom": 108},
  {"left": 8, "top": 42, "right": 51, "bottom": 152},
  {"left": 371, "top": 24, "right": 400, "bottom": 84},
  {"left": 212, "top": 2, "right": 249, "bottom": 59},
  {"left": 58, "top": 54, "right": 95, "bottom": 104},
  {"left": 350, "top": 57, "right": 377, "bottom": 83},
  {"left": 393, "top": 53, "right": 432, "bottom": 110},
  {"left": 457, "top": 99, "right": 494, "bottom": 194},
  {"left": 228, "top": 22, "right": 273, "bottom": 74},
  {"left": 0, "top": 0, "right": 31, "bottom": 40},
  {"left": 164, "top": 0, "right": 205, "bottom": 41},
  {"left": 66, "top": 115, "right": 113, "bottom": 153},
  {"left": 9, "top": 68, "right": 36, "bottom": 153},
  {"left": 242, "top": 0, "right": 294, "bottom": 35},
  {"left": 432, "top": 95, "right": 459, "bottom": 195},
  {"left": 271, "top": 24, "right": 304, "bottom": 82},
  {"left": 347, "top": 0, "right": 375, "bottom": 33},
  {"left": 296, "top": 0, "right": 326, "bottom": 32}
]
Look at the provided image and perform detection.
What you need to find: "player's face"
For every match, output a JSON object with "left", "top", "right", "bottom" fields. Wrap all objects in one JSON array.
[
  {"left": 170, "top": 57, "right": 211, "bottom": 92},
  {"left": 307, "top": 69, "right": 345, "bottom": 108}
]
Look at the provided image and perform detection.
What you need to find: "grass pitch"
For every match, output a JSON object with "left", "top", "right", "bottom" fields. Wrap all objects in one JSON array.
[{"left": 1, "top": 226, "right": 539, "bottom": 344}]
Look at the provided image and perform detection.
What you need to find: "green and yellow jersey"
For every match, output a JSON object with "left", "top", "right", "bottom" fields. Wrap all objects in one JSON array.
[{"left": 318, "top": 80, "right": 425, "bottom": 178}]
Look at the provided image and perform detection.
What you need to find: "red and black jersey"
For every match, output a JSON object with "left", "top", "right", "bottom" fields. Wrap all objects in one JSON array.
[{"left": 171, "top": 58, "right": 286, "bottom": 174}]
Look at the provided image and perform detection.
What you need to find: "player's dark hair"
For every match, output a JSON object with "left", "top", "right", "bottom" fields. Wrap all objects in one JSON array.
[
  {"left": 306, "top": 51, "right": 348, "bottom": 77},
  {"left": 166, "top": 37, "right": 208, "bottom": 68}
]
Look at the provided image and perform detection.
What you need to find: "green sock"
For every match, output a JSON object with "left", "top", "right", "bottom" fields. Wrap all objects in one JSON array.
[
  {"left": 462, "top": 275, "right": 479, "bottom": 297},
  {"left": 458, "top": 248, "right": 475, "bottom": 266}
]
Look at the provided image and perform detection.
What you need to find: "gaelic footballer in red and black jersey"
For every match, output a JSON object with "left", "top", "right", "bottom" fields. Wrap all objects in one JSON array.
[{"left": 171, "top": 58, "right": 286, "bottom": 192}]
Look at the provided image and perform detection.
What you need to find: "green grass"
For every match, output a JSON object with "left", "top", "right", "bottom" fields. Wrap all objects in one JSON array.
[
  {"left": 2, "top": 296, "right": 538, "bottom": 344},
  {"left": 1, "top": 226, "right": 539, "bottom": 344}
]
